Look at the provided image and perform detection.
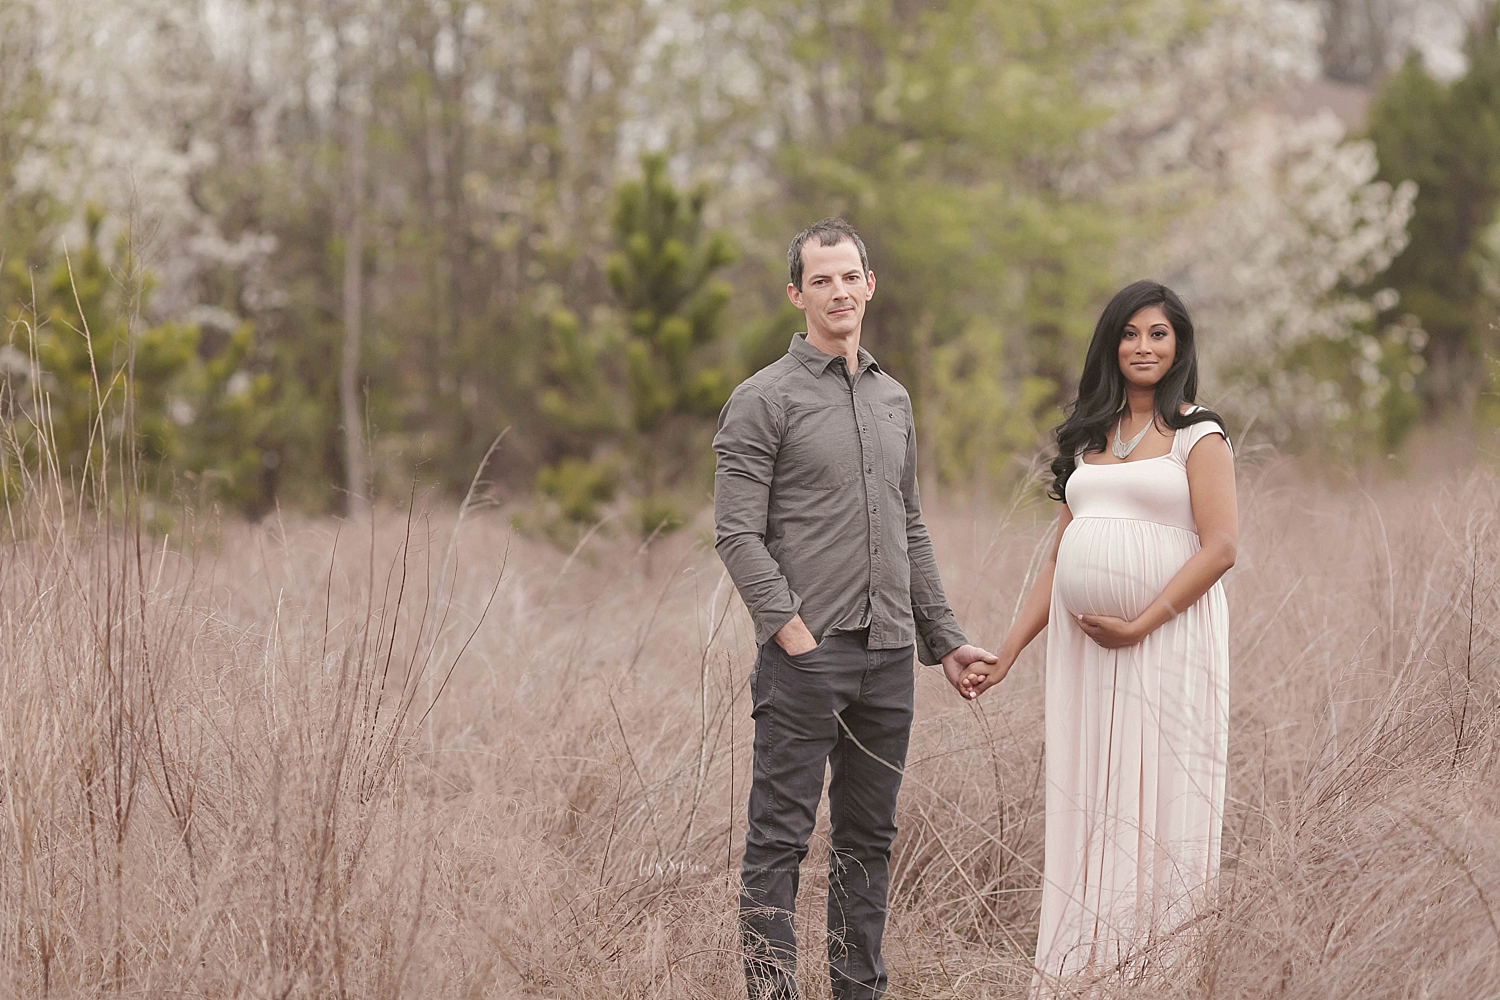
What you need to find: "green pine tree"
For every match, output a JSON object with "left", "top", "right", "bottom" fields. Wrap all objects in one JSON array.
[
  {"left": 0, "top": 209, "right": 272, "bottom": 513},
  {"left": 1366, "top": 5, "right": 1500, "bottom": 415},
  {"left": 536, "top": 154, "right": 735, "bottom": 534}
]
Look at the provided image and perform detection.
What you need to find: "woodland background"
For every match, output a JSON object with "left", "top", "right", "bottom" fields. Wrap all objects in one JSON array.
[
  {"left": 4, "top": 0, "right": 1500, "bottom": 533},
  {"left": 4, "top": 3, "right": 1500, "bottom": 998}
]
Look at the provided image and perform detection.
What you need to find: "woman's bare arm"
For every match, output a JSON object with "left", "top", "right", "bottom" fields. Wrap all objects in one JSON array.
[{"left": 963, "top": 504, "right": 1072, "bottom": 697}]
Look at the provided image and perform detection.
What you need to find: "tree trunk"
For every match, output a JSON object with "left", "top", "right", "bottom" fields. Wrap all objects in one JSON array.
[{"left": 341, "top": 104, "right": 370, "bottom": 519}]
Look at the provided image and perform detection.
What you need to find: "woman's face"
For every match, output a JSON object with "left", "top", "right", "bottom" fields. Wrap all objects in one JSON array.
[{"left": 1117, "top": 304, "right": 1176, "bottom": 390}]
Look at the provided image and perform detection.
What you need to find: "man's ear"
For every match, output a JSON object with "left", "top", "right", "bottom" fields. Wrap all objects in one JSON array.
[
  {"left": 787, "top": 282, "right": 804, "bottom": 309},
  {"left": 865, "top": 270, "right": 876, "bottom": 300}
]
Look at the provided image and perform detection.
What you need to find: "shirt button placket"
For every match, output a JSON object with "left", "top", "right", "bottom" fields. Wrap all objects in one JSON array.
[{"left": 853, "top": 374, "right": 881, "bottom": 642}]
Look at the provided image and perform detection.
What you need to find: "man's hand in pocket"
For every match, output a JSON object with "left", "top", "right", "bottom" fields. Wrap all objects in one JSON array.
[{"left": 773, "top": 615, "right": 818, "bottom": 655}]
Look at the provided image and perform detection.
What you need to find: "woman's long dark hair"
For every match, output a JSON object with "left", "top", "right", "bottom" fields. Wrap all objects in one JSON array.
[{"left": 1049, "top": 280, "right": 1223, "bottom": 502}]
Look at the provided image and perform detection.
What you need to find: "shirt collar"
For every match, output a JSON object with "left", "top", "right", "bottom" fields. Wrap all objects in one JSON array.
[{"left": 788, "top": 332, "right": 882, "bottom": 378}]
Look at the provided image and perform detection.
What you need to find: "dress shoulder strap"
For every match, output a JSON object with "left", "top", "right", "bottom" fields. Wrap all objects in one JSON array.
[{"left": 1175, "top": 406, "right": 1230, "bottom": 461}]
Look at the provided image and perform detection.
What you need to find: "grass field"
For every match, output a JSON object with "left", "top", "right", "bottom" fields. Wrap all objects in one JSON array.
[{"left": 2, "top": 457, "right": 1498, "bottom": 998}]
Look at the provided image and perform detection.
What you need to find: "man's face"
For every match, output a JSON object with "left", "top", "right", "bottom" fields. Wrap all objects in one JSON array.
[{"left": 787, "top": 238, "right": 875, "bottom": 339}]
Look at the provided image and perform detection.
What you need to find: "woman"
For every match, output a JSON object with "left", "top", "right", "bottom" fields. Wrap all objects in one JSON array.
[{"left": 961, "top": 280, "right": 1236, "bottom": 985}]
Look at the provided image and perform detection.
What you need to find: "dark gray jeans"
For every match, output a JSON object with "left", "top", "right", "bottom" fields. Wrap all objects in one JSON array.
[{"left": 741, "top": 629, "right": 915, "bottom": 1000}]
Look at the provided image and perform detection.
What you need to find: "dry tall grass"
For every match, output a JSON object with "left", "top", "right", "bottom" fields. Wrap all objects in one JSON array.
[{"left": 2, "top": 453, "right": 1499, "bottom": 998}]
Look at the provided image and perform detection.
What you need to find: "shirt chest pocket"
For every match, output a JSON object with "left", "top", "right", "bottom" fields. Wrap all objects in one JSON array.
[
  {"left": 779, "top": 402, "right": 858, "bottom": 491},
  {"left": 874, "top": 405, "right": 908, "bottom": 487}
]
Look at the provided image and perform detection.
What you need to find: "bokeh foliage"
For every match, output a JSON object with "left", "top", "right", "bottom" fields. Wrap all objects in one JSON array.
[
  {"left": 1366, "top": 5, "right": 1500, "bottom": 423},
  {"left": 740, "top": 0, "right": 1132, "bottom": 483},
  {"left": 538, "top": 154, "right": 736, "bottom": 534},
  {"left": 1, "top": 0, "right": 1496, "bottom": 527},
  {"left": 0, "top": 210, "right": 271, "bottom": 510}
]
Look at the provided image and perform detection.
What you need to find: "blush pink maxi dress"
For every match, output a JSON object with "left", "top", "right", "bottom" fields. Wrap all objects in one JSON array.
[{"left": 1034, "top": 414, "right": 1230, "bottom": 986}]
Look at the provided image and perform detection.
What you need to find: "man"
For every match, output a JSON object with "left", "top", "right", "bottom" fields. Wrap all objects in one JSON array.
[{"left": 713, "top": 218, "right": 997, "bottom": 1000}]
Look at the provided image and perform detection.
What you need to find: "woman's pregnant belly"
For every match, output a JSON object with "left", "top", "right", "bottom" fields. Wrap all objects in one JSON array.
[{"left": 1054, "top": 517, "right": 1199, "bottom": 620}]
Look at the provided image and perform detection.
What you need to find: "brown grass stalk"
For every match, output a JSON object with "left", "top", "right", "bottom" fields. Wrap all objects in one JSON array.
[{"left": 3, "top": 280, "right": 1500, "bottom": 994}]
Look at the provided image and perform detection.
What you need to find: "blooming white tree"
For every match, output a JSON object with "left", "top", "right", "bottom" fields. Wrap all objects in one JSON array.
[
  {"left": 10, "top": 0, "right": 276, "bottom": 316},
  {"left": 1167, "top": 112, "right": 1416, "bottom": 432},
  {"left": 1092, "top": 0, "right": 1420, "bottom": 445}
]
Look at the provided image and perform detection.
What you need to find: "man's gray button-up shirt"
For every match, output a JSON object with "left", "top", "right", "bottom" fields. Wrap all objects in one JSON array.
[{"left": 712, "top": 333, "right": 968, "bottom": 666}]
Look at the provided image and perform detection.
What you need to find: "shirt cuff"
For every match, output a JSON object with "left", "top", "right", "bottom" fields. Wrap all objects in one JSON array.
[
  {"left": 752, "top": 593, "right": 803, "bottom": 647},
  {"left": 914, "top": 612, "right": 968, "bottom": 666}
]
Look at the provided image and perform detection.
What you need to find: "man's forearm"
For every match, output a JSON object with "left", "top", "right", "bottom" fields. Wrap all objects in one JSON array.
[
  {"left": 913, "top": 608, "right": 968, "bottom": 666},
  {"left": 713, "top": 383, "right": 797, "bottom": 647},
  {"left": 906, "top": 514, "right": 966, "bottom": 664},
  {"left": 715, "top": 531, "right": 801, "bottom": 646}
]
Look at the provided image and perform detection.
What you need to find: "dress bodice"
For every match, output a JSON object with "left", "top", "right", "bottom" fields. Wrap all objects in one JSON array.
[{"left": 1064, "top": 411, "right": 1228, "bottom": 534}]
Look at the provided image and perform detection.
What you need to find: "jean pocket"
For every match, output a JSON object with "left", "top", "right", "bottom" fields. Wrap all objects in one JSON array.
[{"left": 780, "top": 638, "right": 826, "bottom": 663}]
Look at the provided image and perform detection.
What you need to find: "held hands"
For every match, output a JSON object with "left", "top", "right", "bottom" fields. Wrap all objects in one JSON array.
[
  {"left": 959, "top": 648, "right": 1015, "bottom": 700},
  {"left": 942, "top": 644, "right": 999, "bottom": 701}
]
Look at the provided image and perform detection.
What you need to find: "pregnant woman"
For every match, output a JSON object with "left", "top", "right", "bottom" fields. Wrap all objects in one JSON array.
[{"left": 962, "top": 280, "right": 1236, "bottom": 986}]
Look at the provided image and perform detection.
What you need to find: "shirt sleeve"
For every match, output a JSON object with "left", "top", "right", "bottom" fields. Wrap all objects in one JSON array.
[
  {"left": 713, "top": 383, "right": 802, "bottom": 646},
  {"left": 900, "top": 405, "right": 968, "bottom": 665},
  {"left": 1182, "top": 418, "right": 1230, "bottom": 459}
]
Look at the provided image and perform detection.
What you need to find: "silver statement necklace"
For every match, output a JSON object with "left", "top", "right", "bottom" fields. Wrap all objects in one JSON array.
[{"left": 1111, "top": 411, "right": 1153, "bottom": 459}]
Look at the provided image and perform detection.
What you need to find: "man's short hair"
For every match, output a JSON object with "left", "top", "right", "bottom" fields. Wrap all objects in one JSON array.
[{"left": 787, "top": 218, "right": 870, "bottom": 290}]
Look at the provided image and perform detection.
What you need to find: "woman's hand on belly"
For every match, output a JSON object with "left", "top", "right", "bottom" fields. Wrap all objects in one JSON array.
[{"left": 1076, "top": 613, "right": 1146, "bottom": 649}]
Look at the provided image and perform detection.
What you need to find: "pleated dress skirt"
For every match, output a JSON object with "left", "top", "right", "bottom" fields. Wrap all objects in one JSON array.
[{"left": 1033, "top": 501, "right": 1230, "bottom": 986}]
